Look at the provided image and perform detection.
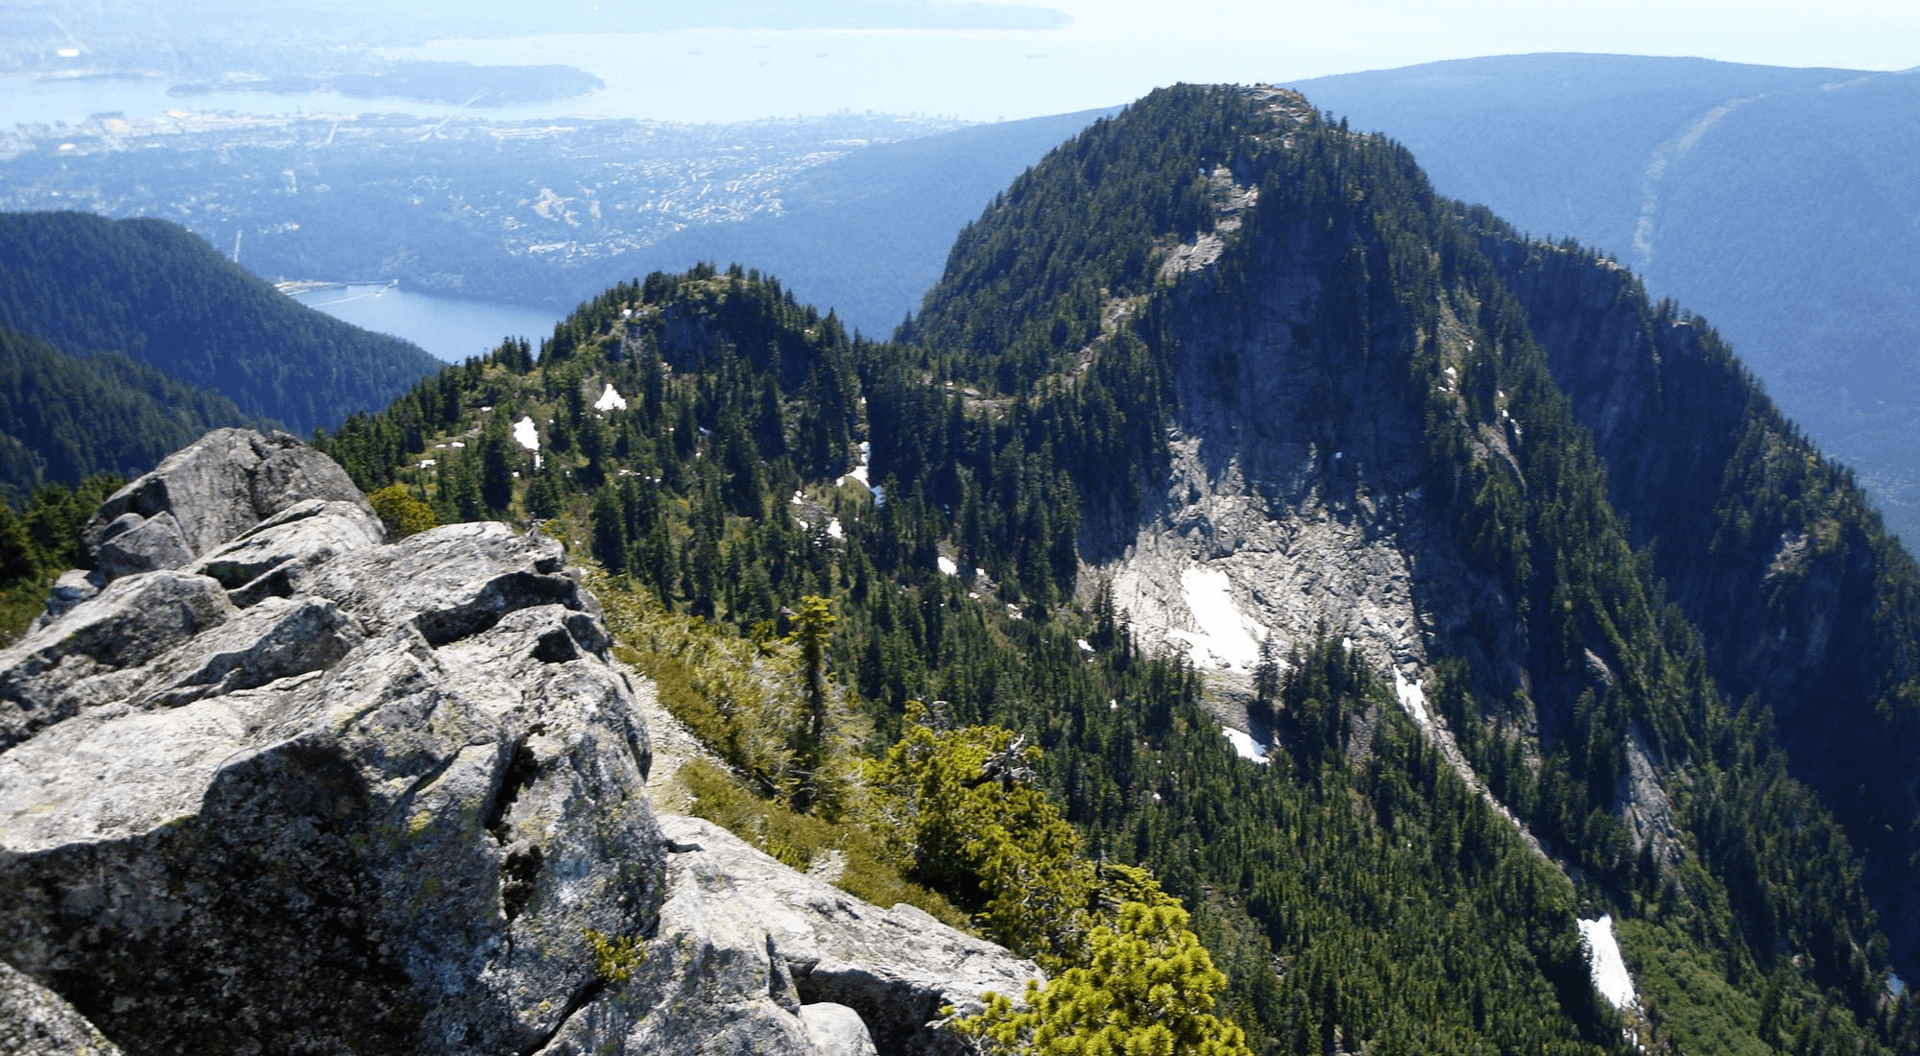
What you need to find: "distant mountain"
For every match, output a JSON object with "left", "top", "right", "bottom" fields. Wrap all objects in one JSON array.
[
  {"left": 0, "top": 211, "right": 443, "bottom": 436},
  {"left": 0, "top": 326, "right": 265, "bottom": 506},
  {"left": 1291, "top": 53, "right": 1920, "bottom": 544},
  {"left": 620, "top": 107, "right": 1118, "bottom": 334}
]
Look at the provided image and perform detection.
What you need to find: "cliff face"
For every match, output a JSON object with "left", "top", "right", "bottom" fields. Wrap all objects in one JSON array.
[
  {"left": 1081, "top": 97, "right": 1517, "bottom": 766},
  {"left": 1110, "top": 186, "right": 1492, "bottom": 692},
  {"left": 0, "top": 430, "right": 1034, "bottom": 1056}
]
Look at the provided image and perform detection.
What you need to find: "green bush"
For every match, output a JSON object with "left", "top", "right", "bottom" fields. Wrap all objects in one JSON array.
[{"left": 367, "top": 483, "right": 437, "bottom": 538}]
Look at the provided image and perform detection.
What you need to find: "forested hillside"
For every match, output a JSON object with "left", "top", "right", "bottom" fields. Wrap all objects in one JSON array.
[
  {"left": 0, "top": 326, "right": 265, "bottom": 506},
  {"left": 1484, "top": 229, "right": 1920, "bottom": 970},
  {"left": 0, "top": 211, "right": 443, "bottom": 436},
  {"left": 312, "top": 85, "right": 1918, "bottom": 1054}
]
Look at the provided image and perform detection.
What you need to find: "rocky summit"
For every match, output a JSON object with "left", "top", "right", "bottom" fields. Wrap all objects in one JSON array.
[{"left": 0, "top": 429, "right": 1035, "bottom": 1056}]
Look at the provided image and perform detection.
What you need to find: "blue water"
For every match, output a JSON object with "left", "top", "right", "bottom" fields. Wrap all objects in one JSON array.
[{"left": 288, "top": 283, "right": 564, "bottom": 364}]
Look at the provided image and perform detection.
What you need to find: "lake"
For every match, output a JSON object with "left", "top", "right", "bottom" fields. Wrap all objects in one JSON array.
[{"left": 286, "top": 283, "right": 564, "bottom": 364}]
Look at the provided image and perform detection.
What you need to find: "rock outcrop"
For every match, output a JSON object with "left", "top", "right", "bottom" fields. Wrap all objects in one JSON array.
[
  {"left": 537, "top": 816, "right": 1038, "bottom": 1056},
  {"left": 0, "top": 959, "right": 124, "bottom": 1056},
  {"left": 0, "top": 430, "right": 1035, "bottom": 1056}
]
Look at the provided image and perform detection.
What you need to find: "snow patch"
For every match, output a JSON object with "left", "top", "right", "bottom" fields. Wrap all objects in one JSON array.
[
  {"left": 1393, "top": 668, "right": 1430, "bottom": 728},
  {"left": 512, "top": 416, "right": 544, "bottom": 469},
  {"left": 1578, "top": 915, "right": 1638, "bottom": 1013},
  {"left": 838, "top": 441, "right": 883, "bottom": 504},
  {"left": 1169, "top": 568, "right": 1262, "bottom": 671},
  {"left": 1222, "top": 726, "right": 1270, "bottom": 764},
  {"left": 594, "top": 383, "right": 627, "bottom": 412},
  {"left": 827, "top": 518, "right": 844, "bottom": 540},
  {"left": 937, "top": 555, "right": 959, "bottom": 576}
]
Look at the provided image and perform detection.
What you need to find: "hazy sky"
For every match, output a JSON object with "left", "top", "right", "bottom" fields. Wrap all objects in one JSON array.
[
  {"left": 1052, "top": 0, "right": 1920, "bottom": 77},
  {"left": 393, "top": 0, "right": 1920, "bottom": 123},
  {"left": 7, "top": 0, "right": 1915, "bottom": 127}
]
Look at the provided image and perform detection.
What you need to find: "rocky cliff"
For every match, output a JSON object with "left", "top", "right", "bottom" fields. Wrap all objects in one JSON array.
[{"left": 0, "top": 429, "right": 1035, "bottom": 1056}]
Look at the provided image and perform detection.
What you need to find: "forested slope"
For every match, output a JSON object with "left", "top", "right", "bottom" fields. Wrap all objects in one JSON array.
[
  {"left": 0, "top": 325, "right": 265, "bottom": 506},
  {"left": 313, "top": 85, "right": 1920, "bottom": 1054},
  {"left": 1486, "top": 228, "right": 1920, "bottom": 979},
  {"left": 0, "top": 211, "right": 442, "bottom": 436}
]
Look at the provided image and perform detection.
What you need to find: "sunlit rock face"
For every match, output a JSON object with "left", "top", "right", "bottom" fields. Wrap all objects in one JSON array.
[{"left": 0, "top": 430, "right": 1033, "bottom": 1056}]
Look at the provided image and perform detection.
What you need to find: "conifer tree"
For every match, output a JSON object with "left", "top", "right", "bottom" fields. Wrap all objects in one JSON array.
[
  {"left": 789, "top": 595, "right": 836, "bottom": 814},
  {"left": 953, "top": 900, "right": 1254, "bottom": 1056}
]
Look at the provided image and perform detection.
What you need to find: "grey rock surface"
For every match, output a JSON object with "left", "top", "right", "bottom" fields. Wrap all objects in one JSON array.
[
  {"left": 0, "top": 958, "right": 125, "bottom": 1056},
  {"left": 0, "top": 431, "right": 663, "bottom": 1055},
  {"left": 801, "top": 1003, "right": 881, "bottom": 1056},
  {"left": 82, "top": 428, "right": 370, "bottom": 584},
  {"left": 536, "top": 814, "right": 1039, "bottom": 1056},
  {"left": 0, "top": 429, "right": 1035, "bottom": 1056}
]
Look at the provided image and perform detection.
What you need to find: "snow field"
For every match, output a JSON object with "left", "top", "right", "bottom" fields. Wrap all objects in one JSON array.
[
  {"left": 594, "top": 383, "right": 627, "bottom": 412},
  {"left": 1577, "top": 915, "right": 1638, "bottom": 1012},
  {"left": 1393, "top": 668, "right": 1431, "bottom": 727},
  {"left": 1171, "top": 567, "right": 1263, "bottom": 671},
  {"left": 1221, "top": 726, "right": 1270, "bottom": 764}
]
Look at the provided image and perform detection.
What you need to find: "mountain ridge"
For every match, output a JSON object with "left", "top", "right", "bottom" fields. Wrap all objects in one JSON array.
[{"left": 303, "top": 83, "right": 1917, "bottom": 1052}]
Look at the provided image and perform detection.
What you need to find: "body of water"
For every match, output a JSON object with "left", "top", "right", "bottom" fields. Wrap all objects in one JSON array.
[
  {"left": 0, "top": 73, "right": 559, "bottom": 131},
  {"left": 287, "top": 282, "right": 563, "bottom": 364},
  {"left": 3, "top": 26, "right": 1152, "bottom": 129}
]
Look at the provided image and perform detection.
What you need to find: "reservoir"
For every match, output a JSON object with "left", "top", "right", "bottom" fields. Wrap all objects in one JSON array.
[{"left": 286, "top": 282, "right": 565, "bottom": 365}]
